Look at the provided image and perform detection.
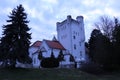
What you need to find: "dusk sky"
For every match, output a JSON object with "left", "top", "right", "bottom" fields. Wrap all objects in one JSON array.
[{"left": 0, "top": 0, "right": 120, "bottom": 43}]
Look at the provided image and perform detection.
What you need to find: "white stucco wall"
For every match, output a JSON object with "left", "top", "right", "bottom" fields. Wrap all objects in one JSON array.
[
  {"left": 57, "top": 15, "right": 86, "bottom": 62},
  {"left": 29, "top": 47, "right": 39, "bottom": 58},
  {"left": 32, "top": 53, "right": 40, "bottom": 68},
  {"left": 57, "top": 22, "right": 71, "bottom": 52},
  {"left": 31, "top": 40, "right": 66, "bottom": 68}
]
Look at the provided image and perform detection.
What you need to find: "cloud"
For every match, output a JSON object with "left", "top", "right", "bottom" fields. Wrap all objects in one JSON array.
[
  {"left": 41, "top": 0, "right": 58, "bottom": 5},
  {"left": 0, "top": 0, "right": 120, "bottom": 42}
]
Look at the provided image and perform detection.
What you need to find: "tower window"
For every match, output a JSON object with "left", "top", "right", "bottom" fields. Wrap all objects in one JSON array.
[
  {"left": 73, "top": 36, "right": 75, "bottom": 39},
  {"left": 80, "top": 51, "right": 82, "bottom": 57},
  {"left": 79, "top": 42, "right": 81, "bottom": 46},
  {"left": 74, "top": 44, "right": 76, "bottom": 50},
  {"left": 73, "top": 31, "right": 75, "bottom": 34},
  {"left": 64, "top": 26, "right": 66, "bottom": 29},
  {"left": 78, "top": 32, "right": 80, "bottom": 36}
]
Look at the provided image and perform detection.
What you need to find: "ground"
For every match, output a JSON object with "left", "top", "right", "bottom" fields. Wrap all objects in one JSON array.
[{"left": 0, "top": 68, "right": 120, "bottom": 80}]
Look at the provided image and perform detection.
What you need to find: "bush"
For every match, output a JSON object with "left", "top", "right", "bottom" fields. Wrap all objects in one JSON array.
[{"left": 41, "top": 57, "right": 59, "bottom": 68}]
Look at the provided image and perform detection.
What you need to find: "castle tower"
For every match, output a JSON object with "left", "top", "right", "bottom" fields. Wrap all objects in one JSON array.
[{"left": 56, "top": 15, "right": 85, "bottom": 62}]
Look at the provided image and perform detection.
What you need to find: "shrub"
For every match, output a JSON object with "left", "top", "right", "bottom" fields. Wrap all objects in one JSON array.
[{"left": 41, "top": 57, "right": 59, "bottom": 68}]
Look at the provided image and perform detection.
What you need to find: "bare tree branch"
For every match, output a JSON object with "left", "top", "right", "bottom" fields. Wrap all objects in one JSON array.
[{"left": 94, "top": 15, "right": 114, "bottom": 40}]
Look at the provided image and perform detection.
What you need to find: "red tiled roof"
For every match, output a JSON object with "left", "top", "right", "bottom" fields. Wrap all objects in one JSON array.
[
  {"left": 31, "top": 41, "right": 42, "bottom": 47},
  {"left": 45, "top": 40, "right": 65, "bottom": 50}
]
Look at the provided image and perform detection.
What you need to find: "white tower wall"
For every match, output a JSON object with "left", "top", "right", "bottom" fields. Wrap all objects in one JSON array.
[{"left": 57, "top": 15, "right": 86, "bottom": 62}]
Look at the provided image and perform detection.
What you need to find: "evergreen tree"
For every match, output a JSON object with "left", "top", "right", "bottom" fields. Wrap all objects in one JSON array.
[
  {"left": 57, "top": 50, "right": 64, "bottom": 62},
  {"left": 51, "top": 51, "right": 55, "bottom": 59},
  {"left": 89, "top": 29, "right": 112, "bottom": 67},
  {"left": 88, "top": 29, "right": 101, "bottom": 61},
  {"left": 112, "top": 18, "right": 120, "bottom": 64},
  {"left": 0, "top": 42, "right": 4, "bottom": 61},
  {"left": 69, "top": 54, "right": 75, "bottom": 62},
  {"left": 38, "top": 51, "right": 43, "bottom": 60},
  {"left": 0, "top": 4, "right": 32, "bottom": 67}
]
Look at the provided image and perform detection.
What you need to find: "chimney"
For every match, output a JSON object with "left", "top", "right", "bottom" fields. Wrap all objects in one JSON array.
[
  {"left": 76, "top": 16, "right": 83, "bottom": 23},
  {"left": 56, "top": 22, "right": 61, "bottom": 26},
  {"left": 67, "top": 15, "right": 71, "bottom": 23}
]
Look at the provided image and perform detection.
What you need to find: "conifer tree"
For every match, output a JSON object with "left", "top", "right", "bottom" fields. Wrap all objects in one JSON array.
[
  {"left": 38, "top": 51, "right": 43, "bottom": 60},
  {"left": 0, "top": 4, "right": 32, "bottom": 67},
  {"left": 89, "top": 29, "right": 112, "bottom": 67},
  {"left": 57, "top": 50, "right": 64, "bottom": 62},
  {"left": 51, "top": 51, "right": 55, "bottom": 58},
  {"left": 112, "top": 18, "right": 120, "bottom": 64}
]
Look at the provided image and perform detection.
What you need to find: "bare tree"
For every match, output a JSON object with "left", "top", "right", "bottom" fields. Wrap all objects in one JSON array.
[{"left": 94, "top": 15, "right": 114, "bottom": 40}]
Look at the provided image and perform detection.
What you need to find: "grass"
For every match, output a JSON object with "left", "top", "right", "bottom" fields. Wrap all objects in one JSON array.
[{"left": 0, "top": 68, "right": 120, "bottom": 80}]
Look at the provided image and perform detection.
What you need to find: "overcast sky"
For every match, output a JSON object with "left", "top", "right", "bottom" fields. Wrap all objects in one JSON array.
[{"left": 0, "top": 0, "right": 120, "bottom": 43}]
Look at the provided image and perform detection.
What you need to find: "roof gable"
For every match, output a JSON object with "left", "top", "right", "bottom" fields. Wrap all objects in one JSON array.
[
  {"left": 44, "top": 40, "right": 65, "bottom": 50},
  {"left": 31, "top": 41, "right": 42, "bottom": 47},
  {"left": 41, "top": 47, "right": 47, "bottom": 52}
]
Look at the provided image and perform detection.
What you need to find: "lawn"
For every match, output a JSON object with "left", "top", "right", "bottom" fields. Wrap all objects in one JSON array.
[{"left": 0, "top": 68, "right": 120, "bottom": 80}]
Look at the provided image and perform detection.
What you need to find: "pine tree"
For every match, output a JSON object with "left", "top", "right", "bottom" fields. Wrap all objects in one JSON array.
[
  {"left": 51, "top": 51, "right": 55, "bottom": 59},
  {"left": 38, "top": 51, "right": 43, "bottom": 60},
  {"left": 69, "top": 54, "right": 75, "bottom": 62},
  {"left": 57, "top": 50, "right": 64, "bottom": 62},
  {"left": 89, "top": 29, "right": 112, "bottom": 67},
  {"left": 0, "top": 4, "right": 32, "bottom": 67},
  {"left": 112, "top": 18, "right": 120, "bottom": 64},
  {"left": 88, "top": 29, "right": 101, "bottom": 61}
]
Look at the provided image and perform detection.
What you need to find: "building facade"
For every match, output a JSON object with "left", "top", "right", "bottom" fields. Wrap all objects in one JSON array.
[
  {"left": 29, "top": 39, "right": 66, "bottom": 68},
  {"left": 29, "top": 15, "right": 86, "bottom": 68},
  {"left": 57, "top": 15, "right": 86, "bottom": 62}
]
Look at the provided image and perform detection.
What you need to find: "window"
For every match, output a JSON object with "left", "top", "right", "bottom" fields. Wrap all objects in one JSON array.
[
  {"left": 34, "top": 58, "right": 36, "bottom": 64},
  {"left": 73, "top": 36, "right": 75, "bottom": 39},
  {"left": 80, "top": 51, "right": 82, "bottom": 57},
  {"left": 64, "top": 26, "right": 66, "bottom": 29},
  {"left": 76, "top": 32, "right": 77, "bottom": 35},
  {"left": 74, "top": 44, "right": 76, "bottom": 50},
  {"left": 79, "top": 42, "right": 81, "bottom": 46},
  {"left": 78, "top": 33, "right": 79, "bottom": 36},
  {"left": 81, "top": 27, "right": 82, "bottom": 30},
  {"left": 61, "top": 34, "right": 67, "bottom": 39},
  {"left": 73, "top": 31, "right": 75, "bottom": 34}
]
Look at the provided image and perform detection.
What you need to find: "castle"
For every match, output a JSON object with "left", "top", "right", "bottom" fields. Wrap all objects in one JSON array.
[
  {"left": 29, "top": 15, "right": 86, "bottom": 68},
  {"left": 57, "top": 15, "right": 85, "bottom": 62}
]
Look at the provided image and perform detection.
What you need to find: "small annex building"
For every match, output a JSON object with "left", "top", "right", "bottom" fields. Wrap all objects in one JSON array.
[{"left": 29, "top": 37, "right": 74, "bottom": 68}]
